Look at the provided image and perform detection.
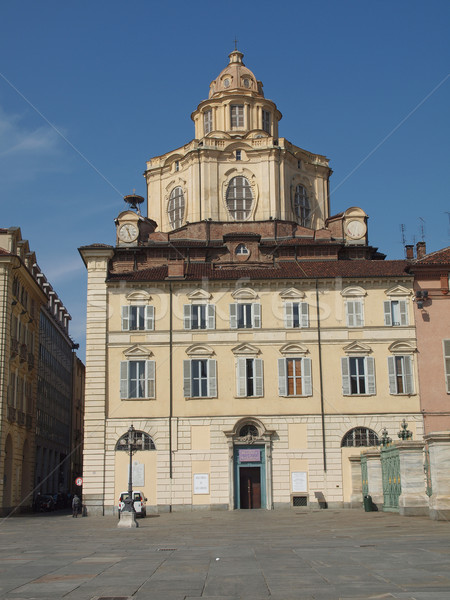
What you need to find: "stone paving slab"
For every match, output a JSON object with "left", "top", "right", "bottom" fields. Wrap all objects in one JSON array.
[{"left": 0, "top": 509, "right": 450, "bottom": 599}]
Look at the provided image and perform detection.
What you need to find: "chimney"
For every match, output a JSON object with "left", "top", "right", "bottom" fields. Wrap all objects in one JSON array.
[
  {"left": 416, "top": 241, "right": 426, "bottom": 260},
  {"left": 167, "top": 260, "right": 185, "bottom": 279},
  {"left": 405, "top": 245, "right": 414, "bottom": 260}
]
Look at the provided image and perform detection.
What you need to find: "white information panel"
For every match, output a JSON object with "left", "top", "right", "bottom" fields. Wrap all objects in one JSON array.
[
  {"left": 128, "top": 461, "right": 145, "bottom": 487},
  {"left": 193, "top": 473, "right": 209, "bottom": 495},
  {"left": 291, "top": 471, "right": 308, "bottom": 493}
]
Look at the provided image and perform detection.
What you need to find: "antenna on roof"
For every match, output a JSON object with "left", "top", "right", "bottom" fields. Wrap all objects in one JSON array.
[
  {"left": 400, "top": 224, "right": 406, "bottom": 257},
  {"left": 419, "top": 217, "right": 426, "bottom": 242}
]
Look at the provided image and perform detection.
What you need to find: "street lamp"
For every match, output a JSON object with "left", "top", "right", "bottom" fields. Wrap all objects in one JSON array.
[{"left": 118, "top": 424, "right": 142, "bottom": 528}]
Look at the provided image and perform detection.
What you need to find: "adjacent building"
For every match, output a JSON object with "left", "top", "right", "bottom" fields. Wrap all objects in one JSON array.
[{"left": 80, "top": 50, "right": 423, "bottom": 515}]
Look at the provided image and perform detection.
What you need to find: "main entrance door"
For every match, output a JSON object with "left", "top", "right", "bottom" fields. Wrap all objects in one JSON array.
[{"left": 234, "top": 445, "right": 265, "bottom": 509}]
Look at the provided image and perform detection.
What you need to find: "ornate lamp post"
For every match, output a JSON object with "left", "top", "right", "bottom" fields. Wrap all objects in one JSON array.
[{"left": 118, "top": 424, "right": 142, "bottom": 528}]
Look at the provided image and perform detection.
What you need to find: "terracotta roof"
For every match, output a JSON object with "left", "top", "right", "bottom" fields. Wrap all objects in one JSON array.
[
  {"left": 0, "top": 248, "right": 10, "bottom": 255},
  {"left": 415, "top": 246, "right": 450, "bottom": 264},
  {"left": 108, "top": 260, "right": 411, "bottom": 282}
]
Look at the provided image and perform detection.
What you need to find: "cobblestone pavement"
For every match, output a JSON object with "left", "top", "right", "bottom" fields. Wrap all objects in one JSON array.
[{"left": 0, "top": 508, "right": 449, "bottom": 600}]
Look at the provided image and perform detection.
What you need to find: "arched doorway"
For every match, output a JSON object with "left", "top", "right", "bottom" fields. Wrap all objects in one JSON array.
[
  {"left": 3, "top": 434, "right": 13, "bottom": 512},
  {"left": 224, "top": 418, "right": 275, "bottom": 510}
]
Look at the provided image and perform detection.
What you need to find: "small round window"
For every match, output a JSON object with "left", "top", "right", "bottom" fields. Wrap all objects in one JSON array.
[
  {"left": 235, "top": 244, "right": 249, "bottom": 256},
  {"left": 243, "top": 78, "right": 250, "bottom": 88},
  {"left": 293, "top": 185, "right": 310, "bottom": 227},
  {"left": 224, "top": 78, "right": 231, "bottom": 88},
  {"left": 168, "top": 187, "right": 185, "bottom": 229},
  {"left": 226, "top": 176, "right": 253, "bottom": 220}
]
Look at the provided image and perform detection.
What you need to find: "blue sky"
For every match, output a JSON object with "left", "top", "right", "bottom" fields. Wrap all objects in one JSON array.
[{"left": 1, "top": 0, "right": 449, "bottom": 359}]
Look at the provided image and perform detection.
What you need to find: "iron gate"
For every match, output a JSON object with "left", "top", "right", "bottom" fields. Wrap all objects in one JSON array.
[{"left": 381, "top": 445, "right": 401, "bottom": 511}]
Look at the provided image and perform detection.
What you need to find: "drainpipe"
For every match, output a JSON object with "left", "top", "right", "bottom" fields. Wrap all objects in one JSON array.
[
  {"left": 315, "top": 279, "right": 327, "bottom": 472},
  {"left": 169, "top": 281, "right": 173, "bottom": 511}
]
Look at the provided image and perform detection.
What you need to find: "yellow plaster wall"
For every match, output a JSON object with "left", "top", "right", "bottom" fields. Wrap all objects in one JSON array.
[
  {"left": 191, "top": 425, "right": 210, "bottom": 450},
  {"left": 114, "top": 450, "right": 157, "bottom": 507}
]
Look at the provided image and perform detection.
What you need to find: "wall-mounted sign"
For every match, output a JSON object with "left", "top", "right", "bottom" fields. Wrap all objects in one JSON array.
[
  {"left": 128, "top": 461, "right": 145, "bottom": 487},
  {"left": 292, "top": 471, "right": 308, "bottom": 493},
  {"left": 239, "top": 449, "right": 261, "bottom": 462},
  {"left": 75, "top": 477, "right": 83, "bottom": 487},
  {"left": 193, "top": 473, "right": 209, "bottom": 494}
]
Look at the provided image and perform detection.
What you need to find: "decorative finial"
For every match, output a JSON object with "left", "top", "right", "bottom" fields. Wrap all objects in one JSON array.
[
  {"left": 381, "top": 428, "right": 392, "bottom": 447},
  {"left": 234, "top": 36, "right": 238, "bottom": 51},
  {"left": 397, "top": 419, "right": 413, "bottom": 440}
]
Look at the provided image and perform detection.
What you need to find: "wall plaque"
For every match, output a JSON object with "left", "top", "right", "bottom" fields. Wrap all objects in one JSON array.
[
  {"left": 292, "top": 471, "right": 307, "bottom": 493},
  {"left": 193, "top": 473, "right": 209, "bottom": 494},
  {"left": 239, "top": 449, "right": 261, "bottom": 462},
  {"left": 129, "top": 461, "right": 145, "bottom": 487}
]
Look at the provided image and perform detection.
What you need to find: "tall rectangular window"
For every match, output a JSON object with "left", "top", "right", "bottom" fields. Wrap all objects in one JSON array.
[
  {"left": 284, "top": 302, "right": 309, "bottom": 328},
  {"left": 278, "top": 357, "right": 312, "bottom": 396},
  {"left": 183, "top": 304, "right": 215, "bottom": 330},
  {"left": 384, "top": 300, "right": 408, "bottom": 326},
  {"left": 230, "top": 105, "right": 244, "bottom": 128},
  {"left": 183, "top": 359, "right": 217, "bottom": 398},
  {"left": 120, "top": 360, "right": 155, "bottom": 399},
  {"left": 230, "top": 303, "right": 261, "bottom": 329},
  {"left": 387, "top": 355, "right": 414, "bottom": 394},
  {"left": 341, "top": 357, "right": 376, "bottom": 395},
  {"left": 204, "top": 110, "right": 212, "bottom": 134},
  {"left": 444, "top": 340, "right": 450, "bottom": 393},
  {"left": 346, "top": 300, "right": 364, "bottom": 327},
  {"left": 236, "top": 357, "right": 264, "bottom": 397},
  {"left": 121, "top": 306, "right": 154, "bottom": 331},
  {"left": 262, "top": 109, "right": 270, "bottom": 133}
]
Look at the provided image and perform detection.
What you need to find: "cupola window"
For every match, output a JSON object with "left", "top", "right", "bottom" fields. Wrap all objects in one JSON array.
[
  {"left": 204, "top": 110, "right": 212, "bottom": 135},
  {"left": 230, "top": 105, "right": 244, "bottom": 129},
  {"left": 226, "top": 176, "right": 253, "bottom": 220},
  {"left": 262, "top": 110, "right": 270, "bottom": 134},
  {"left": 168, "top": 186, "right": 185, "bottom": 229},
  {"left": 293, "top": 185, "right": 310, "bottom": 227},
  {"left": 235, "top": 244, "right": 249, "bottom": 255}
]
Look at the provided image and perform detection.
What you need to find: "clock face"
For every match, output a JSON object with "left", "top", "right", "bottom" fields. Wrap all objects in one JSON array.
[
  {"left": 118, "top": 223, "right": 138, "bottom": 243},
  {"left": 346, "top": 219, "right": 366, "bottom": 240}
]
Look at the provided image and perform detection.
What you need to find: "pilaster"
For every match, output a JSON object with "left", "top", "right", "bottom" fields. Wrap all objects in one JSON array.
[
  {"left": 397, "top": 440, "right": 428, "bottom": 516},
  {"left": 424, "top": 431, "right": 450, "bottom": 521}
]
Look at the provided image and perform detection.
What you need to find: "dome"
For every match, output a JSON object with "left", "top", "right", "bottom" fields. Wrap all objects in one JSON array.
[{"left": 208, "top": 50, "right": 264, "bottom": 99}]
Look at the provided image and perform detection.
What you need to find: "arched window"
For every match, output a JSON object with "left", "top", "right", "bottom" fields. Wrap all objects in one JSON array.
[
  {"left": 226, "top": 176, "right": 253, "bottom": 220},
  {"left": 168, "top": 187, "right": 185, "bottom": 229},
  {"left": 235, "top": 244, "right": 249, "bottom": 256},
  {"left": 239, "top": 424, "right": 259, "bottom": 438},
  {"left": 341, "top": 427, "right": 379, "bottom": 447},
  {"left": 115, "top": 431, "right": 156, "bottom": 451},
  {"left": 293, "top": 185, "right": 310, "bottom": 226}
]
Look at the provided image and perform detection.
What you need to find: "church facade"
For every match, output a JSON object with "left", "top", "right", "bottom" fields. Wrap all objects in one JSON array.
[{"left": 80, "top": 51, "right": 422, "bottom": 515}]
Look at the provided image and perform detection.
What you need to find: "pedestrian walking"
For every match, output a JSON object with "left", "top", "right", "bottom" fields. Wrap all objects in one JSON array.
[{"left": 72, "top": 494, "right": 81, "bottom": 518}]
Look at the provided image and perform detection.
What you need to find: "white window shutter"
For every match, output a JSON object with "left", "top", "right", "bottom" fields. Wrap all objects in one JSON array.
[
  {"left": 183, "top": 305, "right": 192, "bottom": 330},
  {"left": 387, "top": 356, "right": 397, "bottom": 394},
  {"left": 355, "top": 301, "right": 364, "bottom": 327},
  {"left": 383, "top": 301, "right": 392, "bottom": 326},
  {"left": 284, "top": 302, "right": 294, "bottom": 328},
  {"left": 399, "top": 300, "right": 408, "bottom": 326},
  {"left": 346, "top": 301, "right": 355, "bottom": 327},
  {"left": 145, "top": 360, "right": 156, "bottom": 398},
  {"left": 300, "top": 302, "right": 309, "bottom": 328},
  {"left": 302, "top": 358, "right": 312, "bottom": 396},
  {"left": 252, "top": 303, "right": 261, "bottom": 328},
  {"left": 207, "top": 359, "right": 217, "bottom": 397},
  {"left": 207, "top": 304, "right": 215, "bottom": 330},
  {"left": 145, "top": 306, "right": 155, "bottom": 331},
  {"left": 404, "top": 355, "right": 414, "bottom": 394},
  {"left": 254, "top": 359, "right": 264, "bottom": 396},
  {"left": 120, "top": 361, "right": 129, "bottom": 399},
  {"left": 236, "top": 358, "right": 247, "bottom": 396},
  {"left": 278, "top": 358, "right": 287, "bottom": 396},
  {"left": 183, "top": 360, "right": 191, "bottom": 397},
  {"left": 121, "top": 306, "right": 130, "bottom": 331},
  {"left": 365, "top": 357, "right": 376, "bottom": 395},
  {"left": 341, "top": 357, "right": 351, "bottom": 395},
  {"left": 230, "top": 303, "right": 238, "bottom": 329}
]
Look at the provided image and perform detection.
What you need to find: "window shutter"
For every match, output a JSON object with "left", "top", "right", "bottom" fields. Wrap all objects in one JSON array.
[
  {"left": 252, "top": 303, "right": 261, "bottom": 328},
  {"left": 145, "top": 360, "right": 156, "bottom": 398},
  {"left": 254, "top": 359, "right": 264, "bottom": 396},
  {"left": 230, "top": 304, "right": 238, "bottom": 329},
  {"left": 284, "top": 302, "right": 294, "bottom": 328},
  {"left": 355, "top": 301, "right": 364, "bottom": 327},
  {"left": 206, "top": 304, "right": 215, "bottom": 330},
  {"left": 300, "top": 302, "right": 309, "bottom": 328},
  {"left": 145, "top": 306, "right": 155, "bottom": 331},
  {"left": 302, "top": 358, "right": 312, "bottom": 396},
  {"left": 387, "top": 356, "right": 397, "bottom": 394},
  {"left": 365, "top": 357, "right": 376, "bottom": 395},
  {"left": 183, "top": 360, "right": 191, "bottom": 397},
  {"left": 399, "top": 300, "right": 408, "bottom": 326},
  {"left": 121, "top": 306, "right": 130, "bottom": 331},
  {"left": 207, "top": 359, "right": 217, "bottom": 397},
  {"left": 183, "top": 305, "right": 191, "bottom": 330},
  {"left": 404, "top": 356, "right": 414, "bottom": 394},
  {"left": 236, "top": 358, "right": 247, "bottom": 396},
  {"left": 383, "top": 301, "right": 392, "bottom": 326},
  {"left": 120, "top": 361, "right": 129, "bottom": 399},
  {"left": 341, "top": 357, "right": 350, "bottom": 395},
  {"left": 346, "top": 301, "right": 355, "bottom": 327},
  {"left": 278, "top": 358, "right": 287, "bottom": 396}
]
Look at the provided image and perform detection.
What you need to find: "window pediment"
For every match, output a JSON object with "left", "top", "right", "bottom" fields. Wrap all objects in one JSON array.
[
  {"left": 341, "top": 286, "right": 367, "bottom": 297},
  {"left": 384, "top": 285, "right": 412, "bottom": 297},
  {"left": 123, "top": 344, "right": 153, "bottom": 359},
  {"left": 186, "top": 344, "right": 215, "bottom": 357},
  {"left": 187, "top": 289, "right": 212, "bottom": 301},
  {"left": 125, "top": 291, "right": 152, "bottom": 304},
  {"left": 388, "top": 341, "right": 417, "bottom": 354},
  {"left": 279, "top": 287, "right": 305, "bottom": 300},
  {"left": 231, "top": 287, "right": 258, "bottom": 300},
  {"left": 232, "top": 343, "right": 261, "bottom": 356},
  {"left": 279, "top": 343, "right": 309, "bottom": 356},
  {"left": 343, "top": 341, "right": 372, "bottom": 355}
]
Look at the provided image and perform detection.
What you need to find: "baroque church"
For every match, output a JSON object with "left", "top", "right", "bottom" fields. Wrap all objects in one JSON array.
[{"left": 79, "top": 50, "right": 421, "bottom": 514}]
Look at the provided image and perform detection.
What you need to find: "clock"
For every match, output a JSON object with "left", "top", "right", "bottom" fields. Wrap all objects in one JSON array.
[
  {"left": 118, "top": 223, "right": 139, "bottom": 243},
  {"left": 346, "top": 219, "right": 367, "bottom": 240}
]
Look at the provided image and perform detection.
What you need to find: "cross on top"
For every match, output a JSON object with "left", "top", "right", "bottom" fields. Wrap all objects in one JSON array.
[{"left": 234, "top": 36, "right": 238, "bottom": 51}]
